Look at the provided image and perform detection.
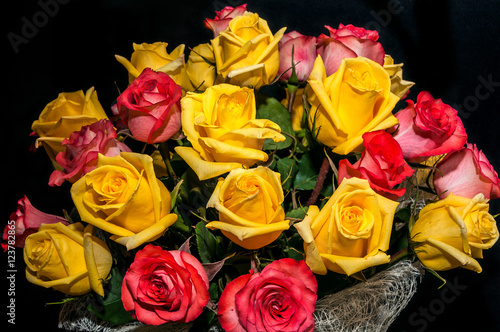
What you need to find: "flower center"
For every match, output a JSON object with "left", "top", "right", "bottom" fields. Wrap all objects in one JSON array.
[
  {"left": 341, "top": 206, "right": 364, "bottom": 233},
  {"left": 346, "top": 68, "right": 380, "bottom": 92},
  {"left": 99, "top": 171, "right": 128, "bottom": 204},
  {"left": 337, "top": 203, "right": 374, "bottom": 240},
  {"left": 214, "top": 92, "right": 250, "bottom": 130},
  {"left": 229, "top": 13, "right": 261, "bottom": 41},
  {"left": 237, "top": 176, "right": 261, "bottom": 195},
  {"left": 31, "top": 239, "right": 51, "bottom": 263}
]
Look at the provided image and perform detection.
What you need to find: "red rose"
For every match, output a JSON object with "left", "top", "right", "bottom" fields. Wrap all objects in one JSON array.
[
  {"left": 204, "top": 4, "right": 248, "bottom": 37},
  {"left": 117, "top": 68, "right": 182, "bottom": 144},
  {"left": 316, "top": 23, "right": 385, "bottom": 75},
  {"left": 392, "top": 91, "right": 468, "bottom": 162},
  {"left": 2, "top": 196, "right": 68, "bottom": 250},
  {"left": 434, "top": 143, "right": 500, "bottom": 200},
  {"left": 121, "top": 244, "right": 209, "bottom": 325},
  {"left": 278, "top": 31, "right": 317, "bottom": 82},
  {"left": 338, "top": 130, "right": 414, "bottom": 200},
  {"left": 218, "top": 258, "right": 317, "bottom": 332},
  {"left": 48, "top": 119, "right": 131, "bottom": 186}
]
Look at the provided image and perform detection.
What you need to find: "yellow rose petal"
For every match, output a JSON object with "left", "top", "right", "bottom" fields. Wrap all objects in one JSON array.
[
  {"left": 294, "top": 205, "right": 328, "bottom": 275},
  {"left": 175, "top": 146, "right": 245, "bottom": 181},
  {"left": 83, "top": 225, "right": 104, "bottom": 297},
  {"left": 112, "top": 213, "right": 178, "bottom": 250}
]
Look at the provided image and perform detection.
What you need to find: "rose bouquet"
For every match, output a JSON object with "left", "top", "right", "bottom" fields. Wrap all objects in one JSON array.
[{"left": 4, "top": 3, "right": 499, "bottom": 331}]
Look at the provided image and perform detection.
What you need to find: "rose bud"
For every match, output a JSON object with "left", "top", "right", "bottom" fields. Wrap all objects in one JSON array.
[
  {"left": 116, "top": 68, "right": 182, "bottom": 144},
  {"left": 204, "top": 4, "right": 248, "bottom": 37},
  {"left": 338, "top": 130, "right": 414, "bottom": 200},
  {"left": 392, "top": 91, "right": 468, "bottom": 162},
  {"left": 316, "top": 23, "right": 385, "bottom": 75},
  {"left": 434, "top": 143, "right": 500, "bottom": 200},
  {"left": 2, "top": 195, "right": 68, "bottom": 250},
  {"left": 278, "top": 31, "right": 317, "bottom": 82},
  {"left": 48, "top": 119, "right": 131, "bottom": 187}
]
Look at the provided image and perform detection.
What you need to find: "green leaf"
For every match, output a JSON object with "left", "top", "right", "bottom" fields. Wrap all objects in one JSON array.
[
  {"left": 293, "top": 153, "right": 318, "bottom": 190},
  {"left": 170, "top": 206, "right": 192, "bottom": 233},
  {"left": 87, "top": 266, "right": 134, "bottom": 325},
  {"left": 208, "top": 282, "right": 220, "bottom": 302},
  {"left": 395, "top": 207, "right": 411, "bottom": 222},
  {"left": 256, "top": 97, "right": 294, "bottom": 150},
  {"left": 195, "top": 221, "right": 223, "bottom": 263},
  {"left": 275, "top": 157, "right": 298, "bottom": 191},
  {"left": 285, "top": 206, "right": 308, "bottom": 220}
]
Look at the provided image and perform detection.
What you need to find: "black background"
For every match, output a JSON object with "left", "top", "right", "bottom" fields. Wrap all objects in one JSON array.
[{"left": 3, "top": 0, "right": 500, "bottom": 331}]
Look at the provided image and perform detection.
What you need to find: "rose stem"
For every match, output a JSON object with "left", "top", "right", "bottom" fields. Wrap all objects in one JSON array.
[
  {"left": 307, "top": 157, "right": 329, "bottom": 206},
  {"left": 390, "top": 247, "right": 409, "bottom": 263},
  {"left": 250, "top": 251, "right": 261, "bottom": 273},
  {"left": 159, "top": 142, "right": 179, "bottom": 184}
]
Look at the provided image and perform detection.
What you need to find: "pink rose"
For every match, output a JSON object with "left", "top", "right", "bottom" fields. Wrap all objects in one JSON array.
[
  {"left": 218, "top": 258, "right": 317, "bottom": 332},
  {"left": 204, "top": 4, "right": 248, "bottom": 37},
  {"left": 121, "top": 244, "right": 209, "bottom": 325},
  {"left": 338, "top": 130, "right": 414, "bottom": 200},
  {"left": 116, "top": 68, "right": 182, "bottom": 144},
  {"left": 278, "top": 31, "right": 317, "bottom": 82},
  {"left": 316, "top": 23, "right": 385, "bottom": 75},
  {"left": 48, "top": 119, "right": 131, "bottom": 186},
  {"left": 392, "top": 91, "right": 468, "bottom": 162},
  {"left": 434, "top": 143, "right": 500, "bottom": 200},
  {"left": 2, "top": 196, "right": 68, "bottom": 250}
]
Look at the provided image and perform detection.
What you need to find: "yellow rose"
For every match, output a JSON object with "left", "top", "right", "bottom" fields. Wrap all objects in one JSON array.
[
  {"left": 295, "top": 177, "right": 399, "bottom": 276},
  {"left": 307, "top": 56, "right": 399, "bottom": 155},
  {"left": 24, "top": 222, "right": 112, "bottom": 296},
  {"left": 383, "top": 54, "right": 415, "bottom": 98},
  {"left": 31, "top": 87, "right": 108, "bottom": 170},
  {"left": 70, "top": 152, "right": 178, "bottom": 250},
  {"left": 205, "top": 166, "right": 289, "bottom": 250},
  {"left": 185, "top": 43, "right": 216, "bottom": 91},
  {"left": 115, "top": 42, "right": 191, "bottom": 90},
  {"left": 411, "top": 193, "right": 498, "bottom": 273},
  {"left": 211, "top": 12, "right": 286, "bottom": 88},
  {"left": 175, "top": 84, "right": 285, "bottom": 180}
]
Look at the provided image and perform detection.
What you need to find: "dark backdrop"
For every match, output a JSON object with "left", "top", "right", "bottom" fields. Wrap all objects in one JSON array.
[{"left": 4, "top": 0, "right": 500, "bottom": 331}]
